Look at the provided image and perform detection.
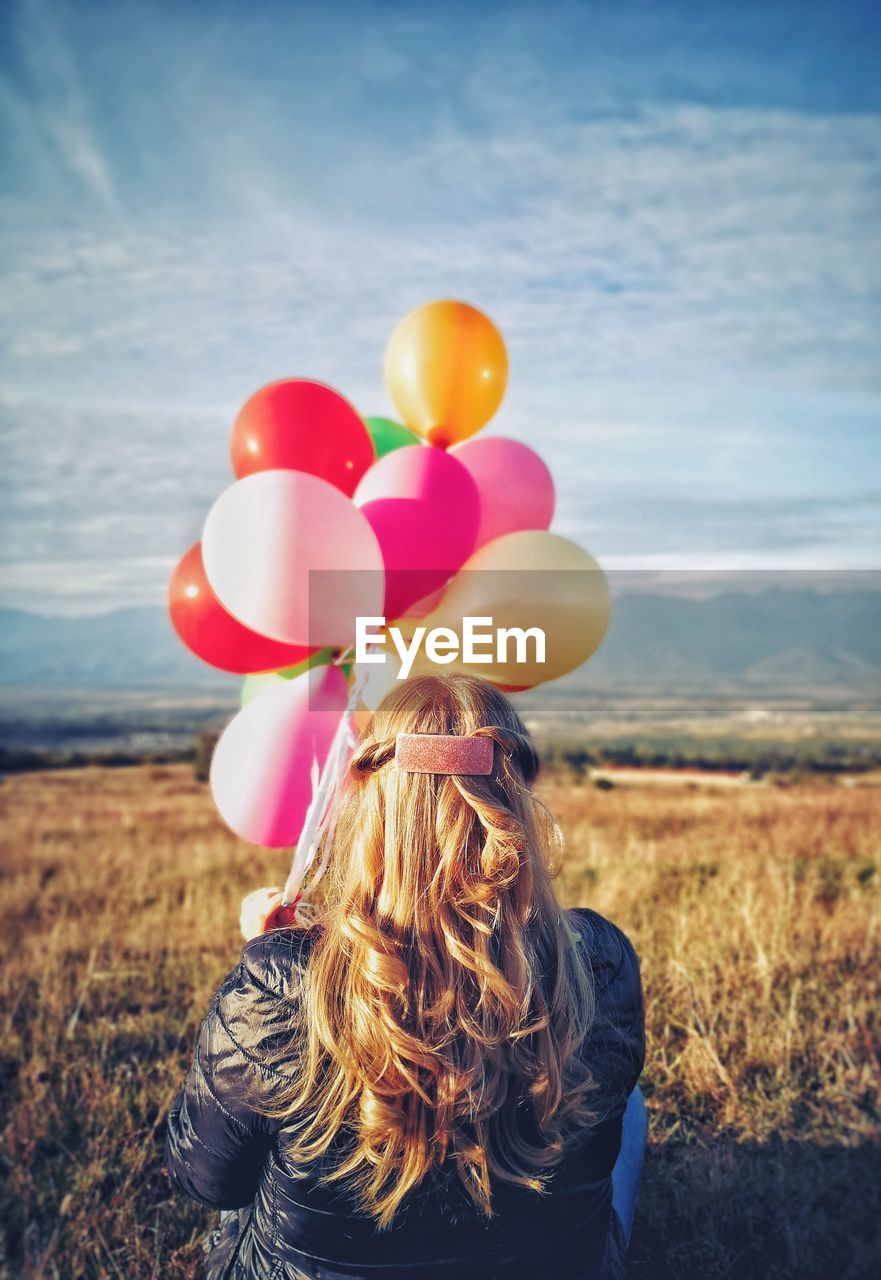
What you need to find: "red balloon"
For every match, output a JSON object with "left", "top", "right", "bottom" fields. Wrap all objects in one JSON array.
[
  {"left": 168, "top": 543, "right": 318, "bottom": 674},
  {"left": 230, "top": 379, "right": 375, "bottom": 495}
]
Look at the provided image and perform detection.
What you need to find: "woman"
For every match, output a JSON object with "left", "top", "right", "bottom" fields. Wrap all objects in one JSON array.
[{"left": 166, "top": 674, "right": 646, "bottom": 1280}]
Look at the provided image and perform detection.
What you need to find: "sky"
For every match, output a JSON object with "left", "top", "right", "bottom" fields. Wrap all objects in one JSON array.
[{"left": 1, "top": 0, "right": 880, "bottom": 615}]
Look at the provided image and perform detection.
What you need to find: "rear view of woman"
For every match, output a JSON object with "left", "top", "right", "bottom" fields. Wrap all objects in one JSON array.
[{"left": 165, "top": 674, "right": 646, "bottom": 1279}]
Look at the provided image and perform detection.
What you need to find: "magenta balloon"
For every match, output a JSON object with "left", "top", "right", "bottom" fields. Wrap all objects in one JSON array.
[
  {"left": 354, "top": 445, "right": 480, "bottom": 620},
  {"left": 210, "top": 664, "right": 347, "bottom": 848},
  {"left": 202, "top": 469, "right": 385, "bottom": 646},
  {"left": 451, "top": 437, "right": 555, "bottom": 548}
]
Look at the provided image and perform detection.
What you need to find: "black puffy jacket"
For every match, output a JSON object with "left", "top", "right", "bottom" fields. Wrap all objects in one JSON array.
[{"left": 165, "top": 908, "right": 644, "bottom": 1280}]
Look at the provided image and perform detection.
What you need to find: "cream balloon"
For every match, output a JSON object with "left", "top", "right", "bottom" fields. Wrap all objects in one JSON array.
[{"left": 410, "top": 531, "right": 610, "bottom": 688}]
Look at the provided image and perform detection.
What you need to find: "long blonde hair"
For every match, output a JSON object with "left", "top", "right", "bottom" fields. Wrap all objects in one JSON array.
[{"left": 262, "top": 674, "right": 596, "bottom": 1227}]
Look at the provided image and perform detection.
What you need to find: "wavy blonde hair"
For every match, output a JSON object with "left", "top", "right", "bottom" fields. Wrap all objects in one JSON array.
[{"left": 262, "top": 674, "right": 596, "bottom": 1227}]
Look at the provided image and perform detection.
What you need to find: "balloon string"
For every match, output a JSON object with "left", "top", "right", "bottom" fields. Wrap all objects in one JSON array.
[
  {"left": 292, "top": 723, "right": 354, "bottom": 908},
  {"left": 281, "top": 665, "right": 366, "bottom": 911}
]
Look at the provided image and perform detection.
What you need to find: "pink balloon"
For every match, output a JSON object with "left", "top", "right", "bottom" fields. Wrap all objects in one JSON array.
[
  {"left": 451, "top": 437, "right": 555, "bottom": 548},
  {"left": 210, "top": 664, "right": 348, "bottom": 848},
  {"left": 355, "top": 445, "right": 479, "bottom": 619},
  {"left": 202, "top": 470, "right": 385, "bottom": 647}
]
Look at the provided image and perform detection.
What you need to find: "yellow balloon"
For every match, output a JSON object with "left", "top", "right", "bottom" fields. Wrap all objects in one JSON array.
[
  {"left": 383, "top": 300, "right": 508, "bottom": 447},
  {"left": 411, "top": 531, "right": 611, "bottom": 688}
]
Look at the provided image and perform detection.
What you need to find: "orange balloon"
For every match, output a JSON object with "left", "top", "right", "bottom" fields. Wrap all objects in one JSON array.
[{"left": 383, "top": 300, "right": 508, "bottom": 447}]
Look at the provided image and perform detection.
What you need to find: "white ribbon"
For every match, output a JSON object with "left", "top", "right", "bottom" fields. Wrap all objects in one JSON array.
[{"left": 281, "top": 665, "right": 367, "bottom": 917}]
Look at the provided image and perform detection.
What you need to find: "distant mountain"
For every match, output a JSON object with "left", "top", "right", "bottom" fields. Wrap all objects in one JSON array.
[
  {"left": 0, "top": 606, "right": 234, "bottom": 691},
  {"left": 567, "top": 588, "right": 881, "bottom": 695},
  {"left": 0, "top": 588, "right": 879, "bottom": 698}
]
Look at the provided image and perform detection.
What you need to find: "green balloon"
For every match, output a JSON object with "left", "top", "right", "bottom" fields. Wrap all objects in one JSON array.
[
  {"left": 239, "top": 647, "right": 336, "bottom": 706},
  {"left": 277, "top": 647, "right": 335, "bottom": 680},
  {"left": 240, "top": 672, "right": 283, "bottom": 706},
  {"left": 364, "top": 416, "right": 419, "bottom": 458}
]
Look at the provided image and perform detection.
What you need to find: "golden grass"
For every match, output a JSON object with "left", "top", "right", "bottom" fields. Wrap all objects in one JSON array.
[{"left": 1, "top": 764, "right": 879, "bottom": 1278}]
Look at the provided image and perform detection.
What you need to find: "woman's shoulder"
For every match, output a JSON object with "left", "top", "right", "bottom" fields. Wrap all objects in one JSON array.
[
  {"left": 240, "top": 925, "right": 321, "bottom": 996},
  {"left": 565, "top": 907, "right": 645, "bottom": 1099},
  {"left": 564, "top": 908, "right": 642, "bottom": 1007}
]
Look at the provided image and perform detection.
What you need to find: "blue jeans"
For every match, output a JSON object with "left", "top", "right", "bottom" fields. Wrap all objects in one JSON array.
[{"left": 611, "top": 1085, "right": 647, "bottom": 1246}]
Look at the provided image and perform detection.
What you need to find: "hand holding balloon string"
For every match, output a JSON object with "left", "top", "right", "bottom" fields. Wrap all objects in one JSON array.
[
  {"left": 238, "top": 655, "right": 363, "bottom": 940},
  {"left": 239, "top": 887, "right": 301, "bottom": 942}
]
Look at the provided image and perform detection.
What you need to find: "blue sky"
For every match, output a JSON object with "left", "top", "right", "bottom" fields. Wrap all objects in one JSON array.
[{"left": 1, "top": 0, "right": 880, "bottom": 614}]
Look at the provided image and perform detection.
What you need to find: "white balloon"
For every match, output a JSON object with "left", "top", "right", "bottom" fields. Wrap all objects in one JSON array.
[{"left": 202, "top": 469, "right": 384, "bottom": 647}]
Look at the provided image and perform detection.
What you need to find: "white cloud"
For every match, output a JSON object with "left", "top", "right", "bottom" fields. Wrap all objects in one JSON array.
[
  {"left": 3, "top": 0, "right": 119, "bottom": 209},
  {"left": 1, "top": 4, "right": 880, "bottom": 611}
]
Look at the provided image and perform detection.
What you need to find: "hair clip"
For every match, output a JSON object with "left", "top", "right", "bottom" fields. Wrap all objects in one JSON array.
[{"left": 394, "top": 732, "right": 494, "bottom": 775}]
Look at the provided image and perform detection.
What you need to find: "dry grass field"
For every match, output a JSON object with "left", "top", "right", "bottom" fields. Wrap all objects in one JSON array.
[{"left": 1, "top": 763, "right": 879, "bottom": 1278}]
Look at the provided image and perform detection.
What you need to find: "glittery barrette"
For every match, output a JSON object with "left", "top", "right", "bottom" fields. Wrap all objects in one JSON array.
[{"left": 394, "top": 732, "right": 494, "bottom": 775}]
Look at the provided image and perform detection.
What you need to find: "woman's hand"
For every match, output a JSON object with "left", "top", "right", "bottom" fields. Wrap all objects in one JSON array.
[{"left": 239, "top": 887, "right": 301, "bottom": 941}]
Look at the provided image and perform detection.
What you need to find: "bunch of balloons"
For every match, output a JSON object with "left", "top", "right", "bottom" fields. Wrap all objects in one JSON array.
[{"left": 168, "top": 299, "right": 610, "bottom": 861}]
